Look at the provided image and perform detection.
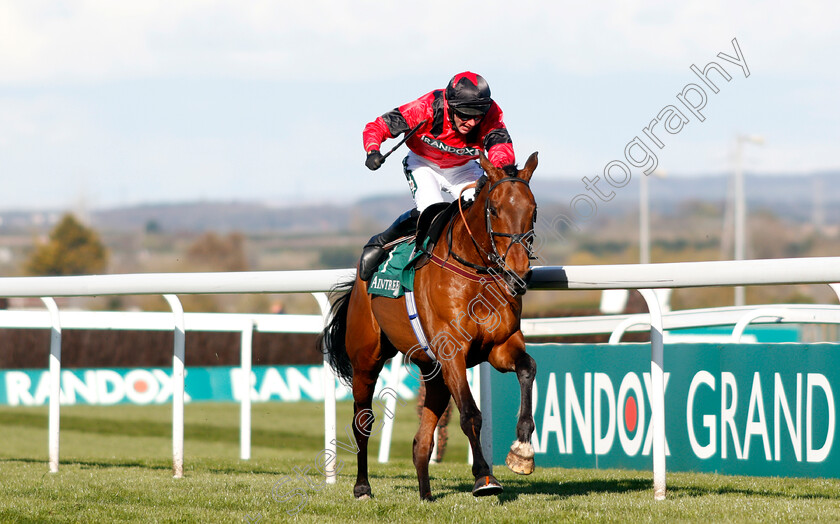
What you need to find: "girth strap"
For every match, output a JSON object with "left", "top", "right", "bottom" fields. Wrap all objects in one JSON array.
[{"left": 405, "top": 290, "right": 436, "bottom": 361}]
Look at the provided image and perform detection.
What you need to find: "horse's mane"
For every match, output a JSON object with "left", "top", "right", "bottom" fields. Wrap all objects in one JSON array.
[
  {"left": 474, "top": 174, "right": 488, "bottom": 196},
  {"left": 501, "top": 164, "right": 519, "bottom": 178}
]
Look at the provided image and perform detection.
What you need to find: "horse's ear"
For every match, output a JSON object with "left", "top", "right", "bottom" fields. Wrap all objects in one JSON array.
[
  {"left": 518, "top": 152, "right": 538, "bottom": 182},
  {"left": 479, "top": 151, "right": 504, "bottom": 182},
  {"left": 478, "top": 151, "right": 494, "bottom": 174}
]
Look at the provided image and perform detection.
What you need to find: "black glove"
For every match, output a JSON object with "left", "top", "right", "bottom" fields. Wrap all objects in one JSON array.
[{"left": 365, "top": 150, "right": 385, "bottom": 171}]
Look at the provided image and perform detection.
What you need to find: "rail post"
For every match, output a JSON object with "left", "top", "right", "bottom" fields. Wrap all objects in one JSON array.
[
  {"left": 639, "top": 289, "right": 666, "bottom": 500},
  {"left": 42, "top": 297, "right": 61, "bottom": 473},
  {"left": 240, "top": 320, "right": 254, "bottom": 460},
  {"left": 164, "top": 294, "right": 186, "bottom": 479}
]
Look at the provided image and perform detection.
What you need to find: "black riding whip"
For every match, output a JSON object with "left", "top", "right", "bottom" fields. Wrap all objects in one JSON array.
[{"left": 380, "top": 119, "right": 427, "bottom": 162}]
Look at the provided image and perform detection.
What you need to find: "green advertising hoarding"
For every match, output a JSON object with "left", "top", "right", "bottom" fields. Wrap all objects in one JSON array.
[
  {"left": 0, "top": 365, "right": 418, "bottom": 406},
  {"left": 491, "top": 343, "right": 839, "bottom": 478}
]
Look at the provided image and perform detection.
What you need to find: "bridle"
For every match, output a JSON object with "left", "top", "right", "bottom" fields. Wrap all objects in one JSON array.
[{"left": 446, "top": 176, "right": 537, "bottom": 276}]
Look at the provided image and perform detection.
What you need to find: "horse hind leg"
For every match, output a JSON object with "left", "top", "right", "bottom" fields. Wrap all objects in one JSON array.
[
  {"left": 350, "top": 369, "right": 382, "bottom": 500},
  {"left": 412, "top": 372, "right": 451, "bottom": 501},
  {"left": 350, "top": 336, "right": 398, "bottom": 500},
  {"left": 505, "top": 352, "right": 537, "bottom": 475},
  {"left": 344, "top": 283, "right": 388, "bottom": 500}
]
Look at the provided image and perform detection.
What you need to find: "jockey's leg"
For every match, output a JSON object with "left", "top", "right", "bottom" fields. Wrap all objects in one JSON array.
[
  {"left": 358, "top": 208, "right": 420, "bottom": 281},
  {"left": 405, "top": 153, "right": 446, "bottom": 212},
  {"left": 358, "top": 153, "right": 443, "bottom": 281},
  {"left": 440, "top": 158, "right": 483, "bottom": 203}
]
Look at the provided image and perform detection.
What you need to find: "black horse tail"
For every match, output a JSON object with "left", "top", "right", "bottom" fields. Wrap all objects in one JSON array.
[{"left": 317, "top": 279, "right": 355, "bottom": 386}]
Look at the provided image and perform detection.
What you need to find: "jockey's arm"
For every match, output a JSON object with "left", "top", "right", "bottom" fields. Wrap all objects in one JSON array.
[
  {"left": 481, "top": 105, "right": 515, "bottom": 168},
  {"left": 362, "top": 95, "right": 431, "bottom": 154}
]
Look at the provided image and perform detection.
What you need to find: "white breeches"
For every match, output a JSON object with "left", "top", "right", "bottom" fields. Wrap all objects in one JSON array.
[{"left": 402, "top": 151, "right": 484, "bottom": 212}]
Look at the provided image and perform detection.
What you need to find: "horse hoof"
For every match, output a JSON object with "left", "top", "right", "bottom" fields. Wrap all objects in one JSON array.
[
  {"left": 353, "top": 485, "right": 373, "bottom": 500},
  {"left": 505, "top": 440, "right": 535, "bottom": 475},
  {"left": 472, "top": 475, "right": 503, "bottom": 497}
]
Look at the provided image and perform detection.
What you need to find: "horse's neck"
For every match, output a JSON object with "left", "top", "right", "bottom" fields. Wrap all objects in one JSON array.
[{"left": 433, "top": 197, "right": 522, "bottom": 315}]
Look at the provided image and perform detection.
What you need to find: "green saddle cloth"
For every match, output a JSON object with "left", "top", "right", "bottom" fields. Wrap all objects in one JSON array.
[{"left": 367, "top": 240, "right": 423, "bottom": 298}]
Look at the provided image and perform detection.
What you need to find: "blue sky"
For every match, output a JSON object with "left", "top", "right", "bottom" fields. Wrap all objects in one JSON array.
[{"left": 1, "top": 1, "right": 838, "bottom": 210}]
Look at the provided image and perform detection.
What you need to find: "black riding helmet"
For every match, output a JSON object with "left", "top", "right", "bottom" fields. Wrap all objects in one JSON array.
[{"left": 445, "top": 72, "right": 492, "bottom": 117}]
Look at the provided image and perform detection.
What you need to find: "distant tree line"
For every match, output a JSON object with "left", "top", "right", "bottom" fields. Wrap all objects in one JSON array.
[{"left": 26, "top": 213, "right": 108, "bottom": 276}]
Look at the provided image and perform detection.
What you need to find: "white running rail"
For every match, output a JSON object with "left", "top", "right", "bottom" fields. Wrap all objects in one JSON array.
[{"left": 1, "top": 257, "right": 840, "bottom": 499}]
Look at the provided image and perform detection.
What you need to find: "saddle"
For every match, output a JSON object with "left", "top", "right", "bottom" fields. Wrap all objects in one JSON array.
[
  {"left": 413, "top": 200, "right": 460, "bottom": 266},
  {"left": 367, "top": 201, "right": 461, "bottom": 298}
]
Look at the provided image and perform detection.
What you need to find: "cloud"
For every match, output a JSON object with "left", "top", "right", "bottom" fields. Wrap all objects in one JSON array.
[
  {"left": 1, "top": 1, "right": 838, "bottom": 209},
  {"left": 2, "top": 1, "right": 838, "bottom": 86}
]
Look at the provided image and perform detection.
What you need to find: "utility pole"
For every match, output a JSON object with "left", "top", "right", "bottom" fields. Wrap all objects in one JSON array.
[
  {"left": 640, "top": 168, "right": 667, "bottom": 265},
  {"left": 733, "top": 134, "right": 764, "bottom": 306}
]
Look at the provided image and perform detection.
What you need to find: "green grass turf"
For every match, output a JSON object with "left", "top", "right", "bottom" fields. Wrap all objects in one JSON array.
[{"left": 1, "top": 401, "right": 840, "bottom": 522}]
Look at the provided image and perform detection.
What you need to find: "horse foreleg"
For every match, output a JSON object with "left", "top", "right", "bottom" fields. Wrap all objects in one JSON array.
[
  {"left": 412, "top": 373, "right": 450, "bottom": 501},
  {"left": 505, "top": 352, "right": 537, "bottom": 475},
  {"left": 488, "top": 337, "right": 537, "bottom": 475},
  {"left": 443, "top": 362, "right": 503, "bottom": 497}
]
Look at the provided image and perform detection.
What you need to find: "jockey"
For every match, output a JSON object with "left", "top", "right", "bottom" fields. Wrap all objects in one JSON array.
[{"left": 358, "top": 71, "right": 515, "bottom": 281}]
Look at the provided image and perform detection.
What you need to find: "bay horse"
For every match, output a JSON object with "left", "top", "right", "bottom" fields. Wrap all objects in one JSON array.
[{"left": 319, "top": 152, "right": 539, "bottom": 501}]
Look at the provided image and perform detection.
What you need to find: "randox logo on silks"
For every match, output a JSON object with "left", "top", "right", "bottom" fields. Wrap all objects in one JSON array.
[{"left": 490, "top": 343, "right": 840, "bottom": 479}]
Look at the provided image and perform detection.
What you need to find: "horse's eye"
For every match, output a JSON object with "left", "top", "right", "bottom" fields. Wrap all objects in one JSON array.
[{"left": 488, "top": 206, "right": 498, "bottom": 217}]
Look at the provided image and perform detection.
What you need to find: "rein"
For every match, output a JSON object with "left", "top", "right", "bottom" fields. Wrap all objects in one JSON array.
[
  {"left": 456, "top": 181, "right": 479, "bottom": 241},
  {"left": 448, "top": 176, "right": 535, "bottom": 276}
]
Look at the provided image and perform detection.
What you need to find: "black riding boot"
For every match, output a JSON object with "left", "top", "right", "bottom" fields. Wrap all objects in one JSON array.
[{"left": 358, "top": 208, "right": 420, "bottom": 281}]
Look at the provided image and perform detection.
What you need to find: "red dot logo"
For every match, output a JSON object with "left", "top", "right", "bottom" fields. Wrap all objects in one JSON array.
[
  {"left": 134, "top": 380, "right": 149, "bottom": 393},
  {"left": 624, "top": 396, "right": 638, "bottom": 432}
]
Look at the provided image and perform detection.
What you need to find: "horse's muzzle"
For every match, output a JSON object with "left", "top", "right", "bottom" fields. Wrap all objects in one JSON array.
[{"left": 505, "top": 269, "right": 530, "bottom": 296}]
